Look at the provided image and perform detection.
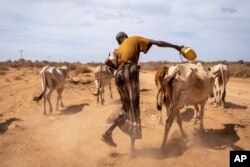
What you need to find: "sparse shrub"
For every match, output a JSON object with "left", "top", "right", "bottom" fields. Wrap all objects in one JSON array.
[
  {"left": 75, "top": 65, "right": 92, "bottom": 74},
  {"left": 0, "top": 71, "right": 6, "bottom": 75},
  {"left": 68, "top": 63, "right": 78, "bottom": 71},
  {"left": 0, "top": 65, "right": 9, "bottom": 71},
  {"left": 238, "top": 60, "right": 244, "bottom": 64},
  {"left": 13, "top": 76, "right": 22, "bottom": 80},
  {"left": 5, "top": 78, "right": 10, "bottom": 82},
  {"left": 10, "top": 61, "right": 21, "bottom": 68}
]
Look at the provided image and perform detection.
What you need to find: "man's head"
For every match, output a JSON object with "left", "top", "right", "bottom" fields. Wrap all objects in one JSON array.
[{"left": 116, "top": 32, "right": 128, "bottom": 45}]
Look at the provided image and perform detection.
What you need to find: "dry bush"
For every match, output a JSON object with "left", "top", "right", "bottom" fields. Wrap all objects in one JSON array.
[
  {"left": 5, "top": 78, "right": 10, "bottom": 82},
  {"left": 10, "top": 60, "right": 21, "bottom": 68},
  {"left": 34, "top": 61, "right": 47, "bottom": 68},
  {"left": 75, "top": 65, "right": 92, "bottom": 74},
  {"left": 13, "top": 76, "right": 22, "bottom": 80},
  {"left": 0, "top": 71, "right": 6, "bottom": 75},
  {"left": 0, "top": 65, "right": 9, "bottom": 71},
  {"left": 228, "top": 63, "right": 250, "bottom": 78},
  {"left": 86, "top": 62, "right": 102, "bottom": 66}
]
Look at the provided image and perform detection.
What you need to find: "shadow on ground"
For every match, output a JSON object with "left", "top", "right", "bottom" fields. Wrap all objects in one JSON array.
[
  {"left": 224, "top": 102, "right": 247, "bottom": 110},
  {"left": 133, "top": 137, "right": 188, "bottom": 160},
  {"left": 180, "top": 108, "right": 195, "bottom": 122},
  {"left": 0, "top": 118, "right": 21, "bottom": 134},
  {"left": 59, "top": 103, "right": 89, "bottom": 115},
  {"left": 193, "top": 123, "right": 247, "bottom": 150}
]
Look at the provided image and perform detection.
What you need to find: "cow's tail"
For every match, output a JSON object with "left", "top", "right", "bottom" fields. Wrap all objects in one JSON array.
[
  {"left": 220, "top": 66, "right": 226, "bottom": 101},
  {"left": 156, "top": 87, "right": 164, "bottom": 111},
  {"left": 92, "top": 66, "right": 103, "bottom": 96},
  {"left": 92, "top": 79, "right": 100, "bottom": 96},
  {"left": 33, "top": 67, "right": 47, "bottom": 102}
]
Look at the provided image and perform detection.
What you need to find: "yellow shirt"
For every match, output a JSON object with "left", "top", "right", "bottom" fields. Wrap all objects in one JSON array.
[{"left": 117, "top": 36, "right": 152, "bottom": 64}]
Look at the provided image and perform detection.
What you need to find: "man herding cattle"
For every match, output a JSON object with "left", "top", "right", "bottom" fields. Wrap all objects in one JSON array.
[
  {"left": 101, "top": 32, "right": 184, "bottom": 156},
  {"left": 33, "top": 65, "right": 69, "bottom": 114}
]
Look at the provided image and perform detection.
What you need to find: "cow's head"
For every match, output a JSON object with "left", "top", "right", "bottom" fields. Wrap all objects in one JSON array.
[
  {"left": 58, "top": 66, "right": 69, "bottom": 78},
  {"left": 207, "top": 70, "right": 218, "bottom": 97},
  {"left": 104, "top": 49, "right": 118, "bottom": 70}
]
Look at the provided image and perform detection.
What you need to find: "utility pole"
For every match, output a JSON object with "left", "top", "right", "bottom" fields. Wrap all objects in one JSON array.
[{"left": 18, "top": 50, "right": 24, "bottom": 59}]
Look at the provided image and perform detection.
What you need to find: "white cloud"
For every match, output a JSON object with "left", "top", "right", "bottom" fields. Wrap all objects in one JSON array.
[{"left": 0, "top": 0, "right": 249, "bottom": 62}]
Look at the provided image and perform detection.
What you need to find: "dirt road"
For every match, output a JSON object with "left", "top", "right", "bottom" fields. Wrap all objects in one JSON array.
[{"left": 0, "top": 68, "right": 249, "bottom": 167}]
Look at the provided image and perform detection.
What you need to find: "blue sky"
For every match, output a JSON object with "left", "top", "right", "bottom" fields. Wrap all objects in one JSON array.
[{"left": 0, "top": 0, "right": 249, "bottom": 63}]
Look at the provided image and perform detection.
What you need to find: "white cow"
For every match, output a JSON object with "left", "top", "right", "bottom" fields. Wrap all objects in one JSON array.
[
  {"left": 93, "top": 49, "right": 118, "bottom": 104},
  {"left": 160, "top": 63, "right": 215, "bottom": 149},
  {"left": 33, "top": 65, "right": 69, "bottom": 114},
  {"left": 208, "top": 63, "right": 229, "bottom": 107},
  {"left": 156, "top": 66, "right": 200, "bottom": 125},
  {"left": 93, "top": 65, "right": 114, "bottom": 104}
]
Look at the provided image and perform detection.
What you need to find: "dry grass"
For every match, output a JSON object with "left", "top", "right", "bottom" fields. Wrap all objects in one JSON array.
[
  {"left": 75, "top": 65, "right": 92, "bottom": 74},
  {"left": 13, "top": 76, "right": 22, "bottom": 80},
  {"left": 0, "top": 59, "right": 249, "bottom": 78},
  {"left": 0, "top": 65, "right": 9, "bottom": 71},
  {"left": 0, "top": 71, "right": 6, "bottom": 75}
]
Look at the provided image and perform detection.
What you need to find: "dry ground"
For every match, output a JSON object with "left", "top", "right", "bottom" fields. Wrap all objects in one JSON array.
[{"left": 0, "top": 67, "right": 250, "bottom": 167}]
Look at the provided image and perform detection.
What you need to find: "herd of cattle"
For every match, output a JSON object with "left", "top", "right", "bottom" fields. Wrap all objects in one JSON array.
[{"left": 32, "top": 61, "right": 229, "bottom": 149}]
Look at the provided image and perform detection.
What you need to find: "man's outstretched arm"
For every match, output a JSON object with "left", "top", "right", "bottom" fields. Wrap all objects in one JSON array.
[{"left": 149, "top": 39, "right": 183, "bottom": 52}]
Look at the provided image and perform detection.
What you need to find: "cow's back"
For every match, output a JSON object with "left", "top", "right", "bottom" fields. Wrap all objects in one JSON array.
[
  {"left": 167, "top": 63, "right": 213, "bottom": 106},
  {"left": 45, "top": 67, "right": 66, "bottom": 88}
]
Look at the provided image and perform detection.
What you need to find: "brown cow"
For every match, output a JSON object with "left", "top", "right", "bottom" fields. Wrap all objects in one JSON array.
[
  {"left": 159, "top": 63, "right": 215, "bottom": 149},
  {"left": 155, "top": 66, "right": 200, "bottom": 125}
]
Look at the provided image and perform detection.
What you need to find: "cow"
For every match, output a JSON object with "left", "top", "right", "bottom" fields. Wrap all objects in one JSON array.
[
  {"left": 92, "top": 65, "right": 114, "bottom": 104},
  {"left": 158, "top": 63, "right": 215, "bottom": 149},
  {"left": 33, "top": 65, "right": 69, "bottom": 114},
  {"left": 208, "top": 63, "right": 229, "bottom": 107},
  {"left": 92, "top": 49, "right": 118, "bottom": 104},
  {"left": 155, "top": 66, "right": 200, "bottom": 125}
]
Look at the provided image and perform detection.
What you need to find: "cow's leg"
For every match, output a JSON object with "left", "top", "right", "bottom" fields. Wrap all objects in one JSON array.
[
  {"left": 94, "top": 80, "right": 100, "bottom": 104},
  {"left": 46, "top": 89, "right": 54, "bottom": 114},
  {"left": 57, "top": 87, "right": 64, "bottom": 110},
  {"left": 193, "top": 104, "right": 199, "bottom": 125},
  {"left": 109, "top": 83, "right": 113, "bottom": 99},
  {"left": 161, "top": 107, "right": 177, "bottom": 150},
  {"left": 97, "top": 91, "right": 100, "bottom": 104},
  {"left": 215, "top": 89, "right": 219, "bottom": 106},
  {"left": 222, "top": 87, "right": 226, "bottom": 107},
  {"left": 199, "top": 102, "right": 206, "bottom": 132},
  {"left": 43, "top": 90, "right": 47, "bottom": 115},
  {"left": 101, "top": 85, "right": 105, "bottom": 105},
  {"left": 176, "top": 111, "right": 187, "bottom": 138}
]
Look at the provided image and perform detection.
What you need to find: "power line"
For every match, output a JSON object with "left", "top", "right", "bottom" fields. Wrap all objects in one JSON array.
[{"left": 18, "top": 50, "right": 24, "bottom": 59}]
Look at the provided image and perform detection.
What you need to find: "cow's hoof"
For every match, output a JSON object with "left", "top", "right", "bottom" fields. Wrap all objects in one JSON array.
[
  {"left": 157, "top": 104, "right": 162, "bottom": 110},
  {"left": 129, "top": 151, "right": 136, "bottom": 159}
]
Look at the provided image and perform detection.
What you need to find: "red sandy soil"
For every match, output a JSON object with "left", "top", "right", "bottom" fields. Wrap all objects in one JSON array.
[{"left": 0, "top": 67, "right": 249, "bottom": 167}]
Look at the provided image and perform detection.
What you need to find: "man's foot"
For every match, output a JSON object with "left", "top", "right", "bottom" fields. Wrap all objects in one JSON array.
[{"left": 101, "top": 133, "right": 117, "bottom": 147}]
